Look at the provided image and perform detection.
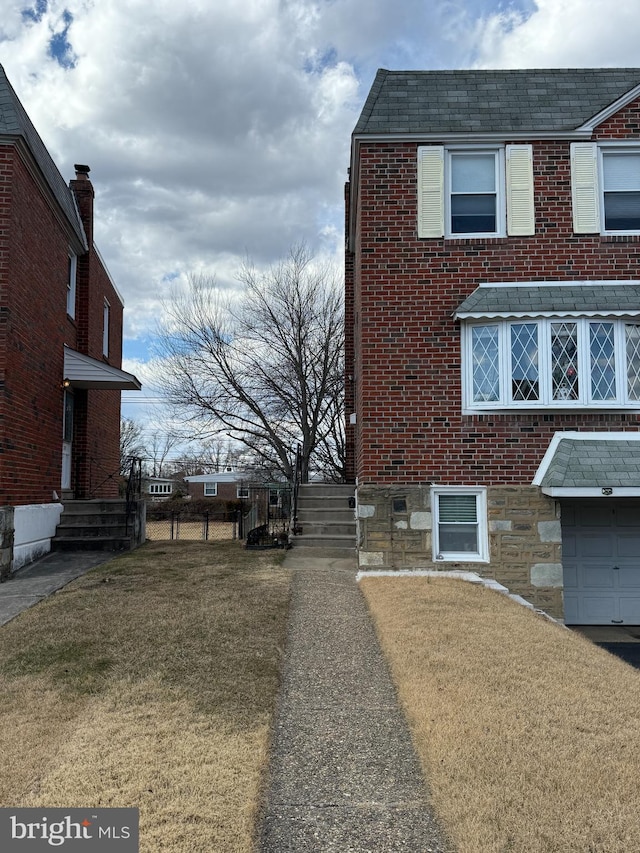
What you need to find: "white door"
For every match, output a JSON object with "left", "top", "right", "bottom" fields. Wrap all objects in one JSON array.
[
  {"left": 562, "top": 500, "right": 640, "bottom": 625},
  {"left": 61, "top": 391, "right": 73, "bottom": 491}
]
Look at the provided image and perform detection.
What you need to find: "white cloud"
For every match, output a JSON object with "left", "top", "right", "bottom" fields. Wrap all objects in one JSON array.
[{"left": 472, "top": 0, "right": 640, "bottom": 68}]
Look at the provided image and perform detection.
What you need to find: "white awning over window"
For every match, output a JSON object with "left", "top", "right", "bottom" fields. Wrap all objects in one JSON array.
[{"left": 63, "top": 346, "right": 141, "bottom": 390}]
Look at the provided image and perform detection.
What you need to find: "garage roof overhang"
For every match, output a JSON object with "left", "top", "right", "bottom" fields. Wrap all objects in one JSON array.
[
  {"left": 533, "top": 432, "right": 640, "bottom": 497},
  {"left": 63, "top": 346, "right": 142, "bottom": 391}
]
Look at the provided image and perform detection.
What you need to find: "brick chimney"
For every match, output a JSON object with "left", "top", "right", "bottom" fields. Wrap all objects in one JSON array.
[{"left": 70, "top": 164, "right": 94, "bottom": 248}]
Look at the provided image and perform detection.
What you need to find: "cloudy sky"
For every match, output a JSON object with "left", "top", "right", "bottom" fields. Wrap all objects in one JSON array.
[{"left": 2, "top": 0, "right": 639, "bottom": 442}]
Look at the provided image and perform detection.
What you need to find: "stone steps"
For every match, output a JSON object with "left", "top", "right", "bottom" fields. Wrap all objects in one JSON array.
[
  {"left": 51, "top": 500, "right": 134, "bottom": 553},
  {"left": 293, "top": 484, "right": 356, "bottom": 550}
]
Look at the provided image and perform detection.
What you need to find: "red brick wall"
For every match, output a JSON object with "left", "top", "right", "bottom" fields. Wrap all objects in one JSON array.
[
  {"left": 0, "top": 148, "right": 78, "bottom": 504},
  {"left": 0, "top": 148, "right": 124, "bottom": 504},
  {"left": 187, "top": 481, "right": 242, "bottom": 501},
  {"left": 350, "top": 104, "right": 640, "bottom": 486},
  {"left": 70, "top": 174, "right": 123, "bottom": 499}
]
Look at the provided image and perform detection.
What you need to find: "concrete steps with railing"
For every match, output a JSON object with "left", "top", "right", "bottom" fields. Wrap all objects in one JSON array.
[
  {"left": 292, "top": 483, "right": 356, "bottom": 549},
  {"left": 51, "top": 500, "right": 134, "bottom": 552}
]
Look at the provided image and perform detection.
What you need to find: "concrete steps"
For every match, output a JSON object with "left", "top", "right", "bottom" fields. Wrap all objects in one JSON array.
[
  {"left": 51, "top": 500, "right": 134, "bottom": 552},
  {"left": 293, "top": 484, "right": 356, "bottom": 549}
]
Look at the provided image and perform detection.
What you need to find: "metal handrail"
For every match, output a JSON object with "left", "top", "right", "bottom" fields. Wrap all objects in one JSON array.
[
  {"left": 125, "top": 456, "right": 142, "bottom": 534},
  {"left": 290, "top": 444, "right": 303, "bottom": 539}
]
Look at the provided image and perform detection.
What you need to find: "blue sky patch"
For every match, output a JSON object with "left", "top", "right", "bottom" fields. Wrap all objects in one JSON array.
[
  {"left": 48, "top": 9, "right": 76, "bottom": 69},
  {"left": 21, "top": 0, "right": 47, "bottom": 24}
]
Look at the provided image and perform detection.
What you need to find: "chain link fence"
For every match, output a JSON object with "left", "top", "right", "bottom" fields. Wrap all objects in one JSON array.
[{"left": 146, "top": 511, "right": 239, "bottom": 542}]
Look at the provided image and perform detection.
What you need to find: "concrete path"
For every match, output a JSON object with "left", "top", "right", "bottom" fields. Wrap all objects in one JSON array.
[
  {"left": 0, "top": 550, "right": 116, "bottom": 627},
  {"left": 258, "top": 548, "right": 452, "bottom": 853}
]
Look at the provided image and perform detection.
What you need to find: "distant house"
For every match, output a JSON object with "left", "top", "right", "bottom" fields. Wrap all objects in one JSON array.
[
  {"left": 346, "top": 68, "right": 640, "bottom": 623},
  {"left": 184, "top": 471, "right": 249, "bottom": 501},
  {"left": 145, "top": 477, "right": 179, "bottom": 501},
  {"left": 0, "top": 64, "right": 140, "bottom": 573}
]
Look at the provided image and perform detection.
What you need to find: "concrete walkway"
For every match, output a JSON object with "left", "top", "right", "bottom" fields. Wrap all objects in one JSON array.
[
  {"left": 0, "top": 550, "right": 116, "bottom": 627},
  {"left": 258, "top": 548, "right": 452, "bottom": 853}
]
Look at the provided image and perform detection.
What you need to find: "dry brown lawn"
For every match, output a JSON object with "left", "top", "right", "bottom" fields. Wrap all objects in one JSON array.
[
  {"left": 0, "top": 541, "right": 290, "bottom": 853},
  {"left": 361, "top": 576, "right": 640, "bottom": 853}
]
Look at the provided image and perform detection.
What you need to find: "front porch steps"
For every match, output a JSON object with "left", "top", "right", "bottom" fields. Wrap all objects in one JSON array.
[
  {"left": 51, "top": 499, "right": 134, "bottom": 552},
  {"left": 292, "top": 483, "right": 356, "bottom": 549}
]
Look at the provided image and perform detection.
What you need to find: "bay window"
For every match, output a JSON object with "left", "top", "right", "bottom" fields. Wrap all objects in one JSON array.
[{"left": 465, "top": 317, "right": 640, "bottom": 409}]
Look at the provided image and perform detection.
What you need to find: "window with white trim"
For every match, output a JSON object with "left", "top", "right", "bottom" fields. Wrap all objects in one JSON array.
[
  {"left": 149, "top": 483, "right": 172, "bottom": 495},
  {"left": 103, "top": 298, "right": 110, "bottom": 357},
  {"left": 464, "top": 317, "right": 640, "bottom": 409},
  {"left": 418, "top": 144, "right": 534, "bottom": 239},
  {"left": 67, "top": 254, "right": 77, "bottom": 318},
  {"left": 204, "top": 482, "right": 218, "bottom": 497},
  {"left": 571, "top": 142, "right": 640, "bottom": 234},
  {"left": 432, "top": 487, "right": 488, "bottom": 562},
  {"left": 237, "top": 485, "right": 249, "bottom": 499}
]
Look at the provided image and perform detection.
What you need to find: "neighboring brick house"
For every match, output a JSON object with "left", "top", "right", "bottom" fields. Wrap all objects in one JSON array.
[
  {"left": 345, "top": 68, "right": 640, "bottom": 623},
  {"left": 184, "top": 471, "right": 249, "bottom": 501},
  {"left": 0, "top": 64, "right": 140, "bottom": 570}
]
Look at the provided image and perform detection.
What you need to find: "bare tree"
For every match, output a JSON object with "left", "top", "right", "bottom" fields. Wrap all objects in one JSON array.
[
  {"left": 120, "top": 417, "right": 147, "bottom": 474},
  {"left": 147, "top": 430, "right": 180, "bottom": 478},
  {"left": 158, "top": 245, "right": 345, "bottom": 482}
]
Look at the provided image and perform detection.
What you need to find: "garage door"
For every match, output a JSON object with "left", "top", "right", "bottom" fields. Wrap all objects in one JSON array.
[{"left": 562, "top": 500, "right": 640, "bottom": 625}]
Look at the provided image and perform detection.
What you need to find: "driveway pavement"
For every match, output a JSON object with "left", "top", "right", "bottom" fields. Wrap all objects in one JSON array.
[
  {"left": 258, "top": 548, "right": 453, "bottom": 853},
  {"left": 0, "top": 550, "right": 116, "bottom": 627}
]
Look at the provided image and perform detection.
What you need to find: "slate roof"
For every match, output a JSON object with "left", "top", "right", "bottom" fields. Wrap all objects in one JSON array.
[
  {"left": 540, "top": 439, "right": 640, "bottom": 488},
  {"left": 0, "top": 64, "right": 87, "bottom": 249},
  {"left": 455, "top": 284, "right": 640, "bottom": 318},
  {"left": 354, "top": 68, "right": 640, "bottom": 136}
]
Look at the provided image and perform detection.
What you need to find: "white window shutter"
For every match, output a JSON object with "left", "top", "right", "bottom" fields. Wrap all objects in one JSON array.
[
  {"left": 417, "top": 146, "right": 444, "bottom": 238},
  {"left": 571, "top": 142, "right": 600, "bottom": 233},
  {"left": 506, "top": 144, "right": 535, "bottom": 236}
]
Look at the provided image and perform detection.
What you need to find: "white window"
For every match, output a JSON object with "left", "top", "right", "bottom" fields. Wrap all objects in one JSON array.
[
  {"left": 432, "top": 487, "right": 488, "bottom": 562},
  {"left": 237, "top": 485, "right": 249, "bottom": 499},
  {"left": 149, "top": 483, "right": 172, "bottom": 495},
  {"left": 418, "top": 145, "right": 534, "bottom": 239},
  {"left": 204, "top": 482, "right": 218, "bottom": 497},
  {"left": 571, "top": 142, "right": 640, "bottom": 234},
  {"left": 103, "top": 298, "right": 110, "bottom": 357},
  {"left": 67, "top": 254, "right": 77, "bottom": 318},
  {"left": 464, "top": 317, "right": 640, "bottom": 409}
]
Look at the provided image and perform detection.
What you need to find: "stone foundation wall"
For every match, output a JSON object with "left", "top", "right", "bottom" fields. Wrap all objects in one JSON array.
[
  {"left": 356, "top": 484, "right": 563, "bottom": 618},
  {"left": 0, "top": 507, "right": 15, "bottom": 582}
]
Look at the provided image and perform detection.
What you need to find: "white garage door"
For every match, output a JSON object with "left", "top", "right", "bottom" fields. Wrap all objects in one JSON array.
[{"left": 562, "top": 500, "right": 640, "bottom": 625}]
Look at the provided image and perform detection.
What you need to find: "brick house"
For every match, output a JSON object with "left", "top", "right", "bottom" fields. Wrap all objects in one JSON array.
[
  {"left": 184, "top": 471, "right": 249, "bottom": 501},
  {"left": 345, "top": 68, "right": 640, "bottom": 623},
  {"left": 0, "top": 64, "right": 140, "bottom": 571}
]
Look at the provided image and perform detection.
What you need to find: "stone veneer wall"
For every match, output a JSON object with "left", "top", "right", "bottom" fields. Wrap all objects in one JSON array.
[{"left": 356, "top": 484, "right": 563, "bottom": 618}]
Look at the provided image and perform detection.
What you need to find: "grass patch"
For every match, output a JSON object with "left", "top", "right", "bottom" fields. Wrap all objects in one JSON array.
[
  {"left": 360, "top": 576, "right": 640, "bottom": 853},
  {"left": 0, "top": 541, "right": 290, "bottom": 853}
]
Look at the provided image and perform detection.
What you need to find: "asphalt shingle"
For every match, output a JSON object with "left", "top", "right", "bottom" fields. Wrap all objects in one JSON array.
[{"left": 354, "top": 68, "right": 640, "bottom": 136}]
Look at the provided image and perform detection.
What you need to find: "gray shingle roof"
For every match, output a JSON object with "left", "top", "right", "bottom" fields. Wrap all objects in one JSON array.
[
  {"left": 541, "top": 439, "right": 640, "bottom": 488},
  {"left": 354, "top": 68, "right": 640, "bottom": 135},
  {"left": 455, "top": 284, "right": 640, "bottom": 317},
  {"left": 0, "top": 64, "right": 86, "bottom": 249}
]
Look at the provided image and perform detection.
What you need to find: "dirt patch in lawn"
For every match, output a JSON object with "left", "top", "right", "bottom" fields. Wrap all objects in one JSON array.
[
  {"left": 0, "top": 541, "right": 290, "bottom": 853},
  {"left": 360, "top": 576, "right": 640, "bottom": 853}
]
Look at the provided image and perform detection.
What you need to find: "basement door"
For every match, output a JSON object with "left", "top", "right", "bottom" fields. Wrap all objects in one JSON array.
[{"left": 562, "top": 500, "right": 640, "bottom": 625}]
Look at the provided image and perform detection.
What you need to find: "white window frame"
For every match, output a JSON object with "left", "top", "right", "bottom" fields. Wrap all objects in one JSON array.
[
  {"left": 431, "top": 486, "right": 488, "bottom": 563},
  {"left": 599, "top": 143, "right": 640, "bottom": 235},
  {"left": 463, "top": 317, "right": 640, "bottom": 411},
  {"left": 237, "top": 485, "right": 249, "bottom": 499},
  {"left": 445, "top": 147, "right": 506, "bottom": 239},
  {"left": 571, "top": 142, "right": 640, "bottom": 235},
  {"left": 149, "top": 483, "right": 172, "bottom": 495},
  {"left": 67, "top": 254, "right": 77, "bottom": 318},
  {"left": 418, "top": 144, "right": 534, "bottom": 239},
  {"left": 204, "top": 482, "right": 218, "bottom": 497},
  {"left": 103, "top": 298, "right": 110, "bottom": 357}
]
